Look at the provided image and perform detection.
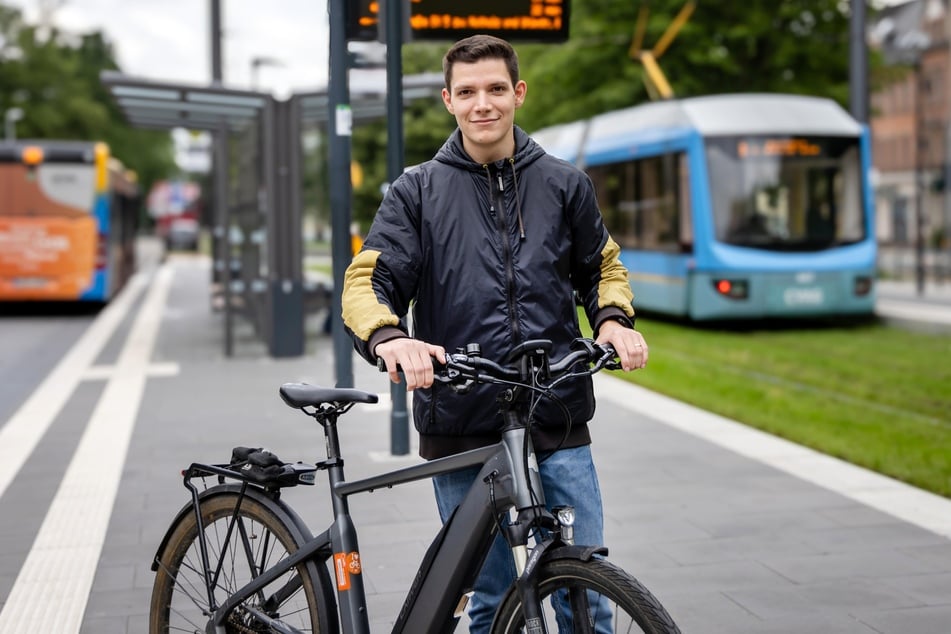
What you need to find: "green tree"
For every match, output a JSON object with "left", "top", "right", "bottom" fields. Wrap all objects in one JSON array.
[
  {"left": 0, "top": 3, "right": 174, "bottom": 198},
  {"left": 516, "top": 0, "right": 861, "bottom": 132}
]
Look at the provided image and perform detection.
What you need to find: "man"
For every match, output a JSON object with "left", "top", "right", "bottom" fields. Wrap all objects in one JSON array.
[{"left": 342, "top": 34, "right": 648, "bottom": 632}]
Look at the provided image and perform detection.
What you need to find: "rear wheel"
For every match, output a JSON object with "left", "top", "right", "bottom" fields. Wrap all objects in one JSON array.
[
  {"left": 491, "top": 558, "right": 680, "bottom": 634},
  {"left": 150, "top": 492, "right": 327, "bottom": 633}
]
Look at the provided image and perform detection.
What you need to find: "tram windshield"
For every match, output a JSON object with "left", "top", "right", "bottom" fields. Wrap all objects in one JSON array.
[{"left": 705, "top": 135, "right": 866, "bottom": 250}]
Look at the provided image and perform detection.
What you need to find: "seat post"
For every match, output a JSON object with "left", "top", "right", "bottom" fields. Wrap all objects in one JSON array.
[
  {"left": 317, "top": 410, "right": 343, "bottom": 462},
  {"left": 314, "top": 410, "right": 352, "bottom": 516}
]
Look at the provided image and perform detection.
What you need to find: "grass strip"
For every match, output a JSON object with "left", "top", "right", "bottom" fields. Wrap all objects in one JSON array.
[{"left": 595, "top": 317, "right": 951, "bottom": 498}]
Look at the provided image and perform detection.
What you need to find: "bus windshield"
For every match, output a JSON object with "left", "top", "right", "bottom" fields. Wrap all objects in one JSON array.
[{"left": 705, "top": 135, "right": 866, "bottom": 251}]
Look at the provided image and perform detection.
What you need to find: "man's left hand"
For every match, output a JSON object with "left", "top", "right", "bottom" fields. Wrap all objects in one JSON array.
[{"left": 596, "top": 320, "right": 648, "bottom": 371}]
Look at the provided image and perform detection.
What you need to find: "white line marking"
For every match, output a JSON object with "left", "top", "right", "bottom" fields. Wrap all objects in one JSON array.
[
  {"left": 0, "top": 264, "right": 174, "bottom": 633},
  {"left": 80, "top": 364, "right": 115, "bottom": 381},
  {"left": 0, "top": 273, "right": 147, "bottom": 502},
  {"left": 82, "top": 361, "right": 181, "bottom": 381},
  {"left": 595, "top": 374, "right": 951, "bottom": 540},
  {"left": 147, "top": 361, "right": 182, "bottom": 377}
]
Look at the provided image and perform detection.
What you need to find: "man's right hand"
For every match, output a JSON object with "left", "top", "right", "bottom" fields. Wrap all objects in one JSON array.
[{"left": 374, "top": 338, "right": 446, "bottom": 390}]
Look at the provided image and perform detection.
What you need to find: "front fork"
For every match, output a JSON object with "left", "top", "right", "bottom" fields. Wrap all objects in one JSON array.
[
  {"left": 498, "top": 417, "right": 580, "bottom": 633},
  {"left": 513, "top": 538, "right": 555, "bottom": 634},
  {"left": 502, "top": 503, "right": 576, "bottom": 634}
]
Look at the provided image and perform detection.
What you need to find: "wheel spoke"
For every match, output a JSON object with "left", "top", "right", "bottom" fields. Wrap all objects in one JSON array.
[{"left": 149, "top": 492, "right": 324, "bottom": 633}]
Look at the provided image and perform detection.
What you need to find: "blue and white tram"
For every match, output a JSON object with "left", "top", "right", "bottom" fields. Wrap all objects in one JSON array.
[{"left": 532, "top": 93, "right": 877, "bottom": 320}]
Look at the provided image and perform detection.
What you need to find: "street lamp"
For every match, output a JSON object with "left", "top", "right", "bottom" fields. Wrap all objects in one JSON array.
[
  {"left": 4, "top": 107, "right": 23, "bottom": 141},
  {"left": 250, "top": 56, "right": 283, "bottom": 91}
]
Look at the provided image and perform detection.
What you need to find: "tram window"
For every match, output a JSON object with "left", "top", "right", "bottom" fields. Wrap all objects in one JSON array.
[
  {"left": 590, "top": 152, "right": 686, "bottom": 252},
  {"left": 707, "top": 136, "right": 866, "bottom": 250},
  {"left": 678, "top": 154, "right": 693, "bottom": 249}
]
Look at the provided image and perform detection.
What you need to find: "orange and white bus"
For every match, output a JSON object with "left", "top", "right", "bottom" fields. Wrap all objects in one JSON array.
[{"left": 0, "top": 140, "right": 139, "bottom": 302}]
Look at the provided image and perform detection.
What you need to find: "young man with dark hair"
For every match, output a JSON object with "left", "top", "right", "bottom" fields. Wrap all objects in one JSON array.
[{"left": 342, "top": 34, "right": 648, "bottom": 632}]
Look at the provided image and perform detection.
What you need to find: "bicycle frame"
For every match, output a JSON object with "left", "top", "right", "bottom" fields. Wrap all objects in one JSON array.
[
  {"left": 205, "top": 423, "right": 548, "bottom": 634},
  {"left": 170, "top": 339, "right": 623, "bottom": 634}
]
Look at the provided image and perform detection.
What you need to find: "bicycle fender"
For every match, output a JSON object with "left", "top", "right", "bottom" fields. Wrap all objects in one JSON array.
[
  {"left": 539, "top": 543, "right": 609, "bottom": 564},
  {"left": 516, "top": 541, "right": 608, "bottom": 586},
  {"left": 150, "top": 483, "right": 320, "bottom": 571}
]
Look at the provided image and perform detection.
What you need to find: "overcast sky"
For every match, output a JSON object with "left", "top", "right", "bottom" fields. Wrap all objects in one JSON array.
[{"left": 7, "top": 0, "right": 332, "bottom": 98}]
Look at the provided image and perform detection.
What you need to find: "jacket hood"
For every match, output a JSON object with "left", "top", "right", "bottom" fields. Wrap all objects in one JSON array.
[{"left": 434, "top": 125, "right": 547, "bottom": 171}]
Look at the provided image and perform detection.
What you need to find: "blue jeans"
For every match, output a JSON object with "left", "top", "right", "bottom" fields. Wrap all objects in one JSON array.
[{"left": 433, "top": 444, "right": 611, "bottom": 634}]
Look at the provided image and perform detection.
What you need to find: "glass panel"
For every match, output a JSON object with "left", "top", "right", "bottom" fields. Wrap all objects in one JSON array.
[
  {"left": 705, "top": 135, "right": 866, "bottom": 251},
  {"left": 588, "top": 152, "right": 687, "bottom": 253}
]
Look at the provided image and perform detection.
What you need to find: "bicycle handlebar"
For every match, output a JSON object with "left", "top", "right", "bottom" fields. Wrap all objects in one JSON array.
[{"left": 378, "top": 337, "right": 620, "bottom": 389}]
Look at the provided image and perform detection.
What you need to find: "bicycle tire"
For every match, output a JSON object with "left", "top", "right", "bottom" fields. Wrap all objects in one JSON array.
[
  {"left": 491, "top": 558, "right": 681, "bottom": 634},
  {"left": 150, "top": 491, "right": 330, "bottom": 633}
]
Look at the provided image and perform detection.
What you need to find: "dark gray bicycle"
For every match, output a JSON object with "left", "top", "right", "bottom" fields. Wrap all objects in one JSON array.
[{"left": 149, "top": 338, "right": 681, "bottom": 633}]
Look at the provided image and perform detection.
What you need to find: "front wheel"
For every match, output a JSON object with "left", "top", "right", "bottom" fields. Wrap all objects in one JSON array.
[
  {"left": 491, "top": 558, "right": 681, "bottom": 634},
  {"left": 150, "top": 491, "right": 330, "bottom": 633}
]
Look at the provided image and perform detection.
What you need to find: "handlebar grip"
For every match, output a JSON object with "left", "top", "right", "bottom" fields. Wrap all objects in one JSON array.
[{"left": 376, "top": 356, "right": 444, "bottom": 373}]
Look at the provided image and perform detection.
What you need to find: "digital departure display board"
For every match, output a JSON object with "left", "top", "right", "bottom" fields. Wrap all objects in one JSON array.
[{"left": 348, "top": 0, "right": 570, "bottom": 43}]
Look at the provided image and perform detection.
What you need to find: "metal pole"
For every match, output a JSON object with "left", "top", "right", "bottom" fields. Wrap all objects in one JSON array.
[
  {"left": 386, "top": 0, "right": 409, "bottom": 455},
  {"left": 915, "top": 56, "right": 926, "bottom": 296},
  {"left": 217, "top": 121, "right": 233, "bottom": 356},
  {"left": 210, "top": 0, "right": 233, "bottom": 355},
  {"left": 849, "top": 0, "right": 868, "bottom": 123},
  {"left": 328, "top": 0, "right": 354, "bottom": 387},
  {"left": 945, "top": 124, "right": 951, "bottom": 281},
  {"left": 210, "top": 0, "right": 223, "bottom": 86},
  {"left": 266, "top": 98, "right": 305, "bottom": 357},
  {"left": 945, "top": 8, "right": 951, "bottom": 283}
]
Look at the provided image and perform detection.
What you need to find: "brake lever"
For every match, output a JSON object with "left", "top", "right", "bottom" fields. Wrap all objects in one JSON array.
[
  {"left": 596, "top": 344, "right": 622, "bottom": 371},
  {"left": 433, "top": 366, "right": 462, "bottom": 384},
  {"left": 570, "top": 338, "right": 599, "bottom": 355},
  {"left": 433, "top": 354, "right": 475, "bottom": 392}
]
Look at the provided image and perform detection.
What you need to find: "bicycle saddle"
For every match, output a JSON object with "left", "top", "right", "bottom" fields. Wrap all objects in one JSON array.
[{"left": 279, "top": 382, "right": 379, "bottom": 409}]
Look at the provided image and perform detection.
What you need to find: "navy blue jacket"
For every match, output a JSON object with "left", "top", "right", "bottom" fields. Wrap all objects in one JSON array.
[{"left": 342, "top": 126, "right": 635, "bottom": 459}]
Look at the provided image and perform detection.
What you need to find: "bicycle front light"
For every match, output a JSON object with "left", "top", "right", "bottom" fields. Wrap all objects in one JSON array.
[{"left": 553, "top": 505, "right": 575, "bottom": 544}]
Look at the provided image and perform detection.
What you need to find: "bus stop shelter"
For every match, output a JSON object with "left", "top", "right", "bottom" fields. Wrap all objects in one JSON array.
[{"left": 101, "top": 70, "right": 442, "bottom": 358}]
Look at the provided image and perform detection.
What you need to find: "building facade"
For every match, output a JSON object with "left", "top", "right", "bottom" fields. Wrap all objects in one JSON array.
[{"left": 869, "top": 0, "right": 951, "bottom": 276}]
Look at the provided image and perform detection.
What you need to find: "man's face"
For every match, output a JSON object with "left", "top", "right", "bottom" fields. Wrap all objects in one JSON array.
[{"left": 441, "top": 57, "right": 527, "bottom": 164}]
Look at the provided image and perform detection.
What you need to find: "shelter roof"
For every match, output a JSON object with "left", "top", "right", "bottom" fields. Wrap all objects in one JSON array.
[{"left": 101, "top": 70, "right": 444, "bottom": 131}]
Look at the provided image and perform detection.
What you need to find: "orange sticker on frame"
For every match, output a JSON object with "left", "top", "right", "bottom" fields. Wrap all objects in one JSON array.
[{"left": 333, "top": 552, "right": 362, "bottom": 591}]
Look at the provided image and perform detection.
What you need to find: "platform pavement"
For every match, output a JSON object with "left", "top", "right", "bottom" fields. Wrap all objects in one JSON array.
[
  {"left": 40, "top": 253, "right": 951, "bottom": 633},
  {"left": 876, "top": 278, "right": 951, "bottom": 331}
]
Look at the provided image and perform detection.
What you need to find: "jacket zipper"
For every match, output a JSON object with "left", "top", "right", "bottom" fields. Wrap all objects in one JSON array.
[{"left": 486, "top": 163, "right": 522, "bottom": 343}]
